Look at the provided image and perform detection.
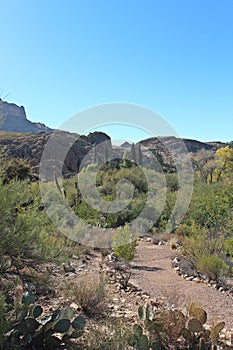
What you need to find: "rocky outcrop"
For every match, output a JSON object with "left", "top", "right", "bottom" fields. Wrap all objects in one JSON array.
[
  {"left": 0, "top": 130, "right": 112, "bottom": 176},
  {"left": 0, "top": 98, "right": 226, "bottom": 176},
  {"left": 139, "top": 136, "right": 224, "bottom": 172},
  {"left": 140, "top": 136, "right": 220, "bottom": 153},
  {"left": 120, "top": 142, "right": 131, "bottom": 148},
  {"left": 0, "top": 99, "right": 53, "bottom": 133}
]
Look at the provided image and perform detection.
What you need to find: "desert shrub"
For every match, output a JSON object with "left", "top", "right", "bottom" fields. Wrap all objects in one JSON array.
[
  {"left": 113, "top": 224, "right": 138, "bottom": 262},
  {"left": 0, "top": 179, "right": 78, "bottom": 270},
  {"left": 180, "top": 223, "right": 207, "bottom": 259},
  {"left": 187, "top": 182, "right": 232, "bottom": 233},
  {"left": 156, "top": 190, "right": 177, "bottom": 231},
  {"left": 168, "top": 236, "right": 181, "bottom": 249},
  {"left": 68, "top": 162, "right": 152, "bottom": 228},
  {"left": 175, "top": 223, "right": 192, "bottom": 237},
  {"left": 224, "top": 237, "right": 233, "bottom": 258},
  {"left": 0, "top": 180, "right": 36, "bottom": 259},
  {"left": 68, "top": 272, "right": 107, "bottom": 316},
  {"left": 180, "top": 222, "right": 231, "bottom": 280},
  {"left": 0, "top": 158, "right": 31, "bottom": 184},
  {"left": 196, "top": 254, "right": 228, "bottom": 282},
  {"left": 159, "top": 232, "right": 172, "bottom": 242},
  {"left": 165, "top": 173, "right": 179, "bottom": 192}
]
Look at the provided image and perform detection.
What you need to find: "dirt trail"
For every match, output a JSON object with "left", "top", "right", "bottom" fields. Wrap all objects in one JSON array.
[{"left": 131, "top": 241, "right": 233, "bottom": 330}]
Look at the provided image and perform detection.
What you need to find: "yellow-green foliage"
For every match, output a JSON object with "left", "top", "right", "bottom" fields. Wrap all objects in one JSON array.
[
  {"left": 0, "top": 131, "right": 33, "bottom": 139},
  {"left": 0, "top": 179, "right": 78, "bottom": 267},
  {"left": 113, "top": 224, "right": 138, "bottom": 262}
]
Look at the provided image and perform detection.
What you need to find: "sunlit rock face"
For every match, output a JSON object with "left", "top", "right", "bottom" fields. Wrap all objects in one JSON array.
[{"left": 0, "top": 99, "right": 53, "bottom": 133}]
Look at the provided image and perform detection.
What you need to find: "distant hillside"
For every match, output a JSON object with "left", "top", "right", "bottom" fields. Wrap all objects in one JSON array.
[
  {"left": 0, "top": 99, "right": 53, "bottom": 133},
  {"left": 140, "top": 136, "right": 224, "bottom": 153},
  {"left": 138, "top": 136, "right": 225, "bottom": 172},
  {"left": 0, "top": 99, "right": 228, "bottom": 176},
  {"left": 0, "top": 130, "right": 112, "bottom": 176}
]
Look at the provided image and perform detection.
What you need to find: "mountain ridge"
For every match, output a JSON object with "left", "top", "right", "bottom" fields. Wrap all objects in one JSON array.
[
  {"left": 0, "top": 99, "right": 228, "bottom": 176},
  {"left": 0, "top": 99, "right": 53, "bottom": 134}
]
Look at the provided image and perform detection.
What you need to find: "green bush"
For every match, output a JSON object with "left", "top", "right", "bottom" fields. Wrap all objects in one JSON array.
[
  {"left": 196, "top": 254, "right": 228, "bottom": 282},
  {"left": 224, "top": 237, "right": 233, "bottom": 258},
  {"left": 113, "top": 224, "right": 138, "bottom": 262},
  {"left": 0, "top": 180, "right": 36, "bottom": 259},
  {"left": 180, "top": 223, "right": 207, "bottom": 259},
  {"left": 0, "top": 158, "right": 30, "bottom": 184},
  {"left": 0, "top": 179, "right": 78, "bottom": 268},
  {"left": 187, "top": 182, "right": 232, "bottom": 233}
]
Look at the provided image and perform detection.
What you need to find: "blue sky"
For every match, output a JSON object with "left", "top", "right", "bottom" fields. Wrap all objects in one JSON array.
[{"left": 0, "top": 0, "right": 232, "bottom": 142}]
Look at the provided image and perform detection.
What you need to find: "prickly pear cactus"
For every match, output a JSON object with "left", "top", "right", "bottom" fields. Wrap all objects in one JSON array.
[
  {"left": 188, "top": 318, "right": 203, "bottom": 333},
  {"left": 31, "top": 305, "right": 43, "bottom": 318},
  {"left": 210, "top": 322, "right": 225, "bottom": 340},
  {"left": 188, "top": 302, "right": 207, "bottom": 325},
  {"left": 22, "top": 291, "right": 36, "bottom": 306},
  {"left": 54, "top": 318, "right": 71, "bottom": 333},
  {"left": 4, "top": 291, "right": 86, "bottom": 349},
  {"left": 162, "top": 310, "right": 186, "bottom": 339},
  {"left": 138, "top": 305, "right": 146, "bottom": 321},
  {"left": 128, "top": 324, "right": 150, "bottom": 350},
  {"left": 130, "top": 303, "right": 225, "bottom": 350},
  {"left": 146, "top": 303, "right": 154, "bottom": 321}
]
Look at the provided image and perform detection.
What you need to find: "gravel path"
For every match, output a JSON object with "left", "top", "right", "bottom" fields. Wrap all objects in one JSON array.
[{"left": 131, "top": 241, "right": 233, "bottom": 330}]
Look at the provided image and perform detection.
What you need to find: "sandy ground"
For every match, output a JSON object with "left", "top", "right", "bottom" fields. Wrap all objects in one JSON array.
[{"left": 131, "top": 241, "right": 233, "bottom": 330}]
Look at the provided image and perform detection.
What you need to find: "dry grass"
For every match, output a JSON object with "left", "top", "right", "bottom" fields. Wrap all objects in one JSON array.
[
  {"left": 68, "top": 272, "right": 108, "bottom": 317},
  {"left": 80, "top": 317, "right": 132, "bottom": 350},
  {"left": 168, "top": 235, "right": 183, "bottom": 249}
]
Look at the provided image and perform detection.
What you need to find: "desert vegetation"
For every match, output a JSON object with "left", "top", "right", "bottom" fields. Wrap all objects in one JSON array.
[{"left": 0, "top": 140, "right": 232, "bottom": 349}]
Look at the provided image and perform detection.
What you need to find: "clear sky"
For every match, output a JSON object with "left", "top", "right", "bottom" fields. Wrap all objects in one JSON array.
[{"left": 0, "top": 0, "right": 232, "bottom": 143}]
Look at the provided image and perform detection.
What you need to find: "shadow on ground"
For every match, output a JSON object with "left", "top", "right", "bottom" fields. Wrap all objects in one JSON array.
[{"left": 131, "top": 265, "right": 163, "bottom": 272}]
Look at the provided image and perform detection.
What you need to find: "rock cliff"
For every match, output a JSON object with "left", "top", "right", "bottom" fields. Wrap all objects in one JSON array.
[
  {"left": 0, "top": 130, "right": 112, "bottom": 176},
  {"left": 0, "top": 99, "right": 53, "bottom": 133}
]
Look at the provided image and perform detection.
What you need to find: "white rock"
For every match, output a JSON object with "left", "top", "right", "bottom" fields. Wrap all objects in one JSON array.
[
  {"left": 186, "top": 276, "right": 193, "bottom": 281},
  {"left": 193, "top": 277, "right": 200, "bottom": 282}
]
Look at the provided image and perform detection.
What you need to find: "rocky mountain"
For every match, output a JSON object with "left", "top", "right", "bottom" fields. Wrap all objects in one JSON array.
[
  {"left": 0, "top": 128, "right": 225, "bottom": 176},
  {"left": 140, "top": 136, "right": 222, "bottom": 153},
  {"left": 0, "top": 99, "right": 53, "bottom": 133},
  {"left": 0, "top": 99, "right": 226, "bottom": 176},
  {"left": 0, "top": 130, "right": 112, "bottom": 176},
  {"left": 137, "top": 136, "right": 224, "bottom": 171},
  {"left": 120, "top": 141, "right": 131, "bottom": 148},
  {"left": 111, "top": 136, "right": 225, "bottom": 172}
]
